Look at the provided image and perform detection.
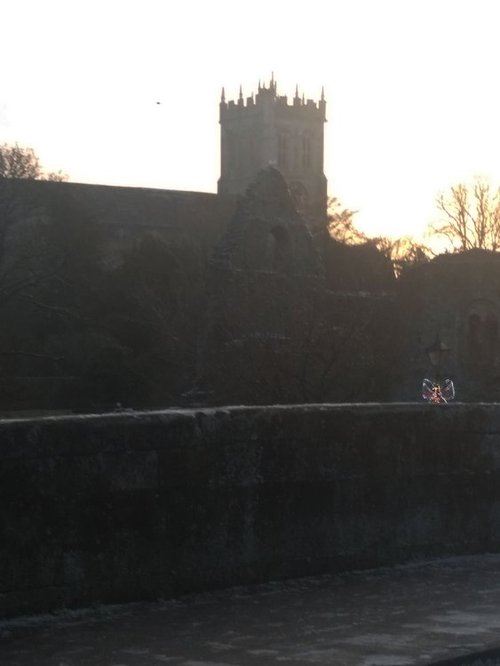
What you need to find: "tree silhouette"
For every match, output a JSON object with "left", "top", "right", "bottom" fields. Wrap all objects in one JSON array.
[{"left": 431, "top": 177, "right": 500, "bottom": 251}]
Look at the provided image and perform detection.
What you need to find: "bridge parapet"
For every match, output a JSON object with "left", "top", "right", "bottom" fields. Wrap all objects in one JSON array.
[{"left": 2, "top": 403, "right": 500, "bottom": 618}]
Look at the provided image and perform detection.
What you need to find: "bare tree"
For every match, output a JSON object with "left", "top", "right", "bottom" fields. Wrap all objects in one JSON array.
[
  {"left": 0, "top": 144, "right": 68, "bottom": 296},
  {"left": 0, "top": 143, "right": 67, "bottom": 181},
  {"left": 431, "top": 177, "right": 500, "bottom": 251},
  {"left": 327, "top": 196, "right": 364, "bottom": 244},
  {"left": 0, "top": 144, "right": 41, "bottom": 179},
  {"left": 327, "top": 196, "right": 430, "bottom": 278},
  {"left": 373, "top": 236, "right": 431, "bottom": 277}
]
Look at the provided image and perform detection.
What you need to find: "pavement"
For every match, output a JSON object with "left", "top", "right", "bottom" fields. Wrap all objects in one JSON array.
[{"left": 2, "top": 555, "right": 500, "bottom": 666}]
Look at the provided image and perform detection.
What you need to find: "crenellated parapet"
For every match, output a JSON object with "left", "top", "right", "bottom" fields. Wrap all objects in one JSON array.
[{"left": 219, "top": 76, "right": 326, "bottom": 121}]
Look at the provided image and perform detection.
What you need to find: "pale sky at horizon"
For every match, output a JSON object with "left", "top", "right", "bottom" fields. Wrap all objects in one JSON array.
[{"left": 3, "top": 0, "right": 500, "bottom": 241}]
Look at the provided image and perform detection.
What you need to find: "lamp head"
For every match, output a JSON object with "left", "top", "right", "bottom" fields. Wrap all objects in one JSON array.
[{"left": 426, "top": 336, "right": 450, "bottom": 369}]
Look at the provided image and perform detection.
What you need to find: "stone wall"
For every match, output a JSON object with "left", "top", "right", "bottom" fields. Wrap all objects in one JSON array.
[
  {"left": 2, "top": 403, "right": 500, "bottom": 618},
  {"left": 396, "top": 250, "right": 500, "bottom": 402}
]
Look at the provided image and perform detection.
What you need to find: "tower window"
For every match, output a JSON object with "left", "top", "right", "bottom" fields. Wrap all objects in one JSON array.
[
  {"left": 302, "top": 135, "right": 311, "bottom": 168},
  {"left": 278, "top": 134, "right": 288, "bottom": 169}
]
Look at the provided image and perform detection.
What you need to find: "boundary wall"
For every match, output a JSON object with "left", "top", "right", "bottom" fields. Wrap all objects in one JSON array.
[{"left": 2, "top": 403, "right": 500, "bottom": 618}]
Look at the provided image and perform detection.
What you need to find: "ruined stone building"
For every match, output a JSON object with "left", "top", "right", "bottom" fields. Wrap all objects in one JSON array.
[{"left": 193, "top": 165, "right": 394, "bottom": 405}]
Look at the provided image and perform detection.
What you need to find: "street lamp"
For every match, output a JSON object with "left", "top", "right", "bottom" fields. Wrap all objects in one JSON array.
[
  {"left": 425, "top": 336, "right": 450, "bottom": 380},
  {"left": 422, "top": 336, "right": 455, "bottom": 404}
]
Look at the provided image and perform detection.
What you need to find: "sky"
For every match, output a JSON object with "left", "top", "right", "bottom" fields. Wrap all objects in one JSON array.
[{"left": 3, "top": 0, "right": 500, "bottom": 241}]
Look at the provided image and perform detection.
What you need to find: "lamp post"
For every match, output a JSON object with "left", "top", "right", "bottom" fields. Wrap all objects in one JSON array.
[
  {"left": 425, "top": 336, "right": 450, "bottom": 383},
  {"left": 422, "top": 336, "right": 455, "bottom": 404}
]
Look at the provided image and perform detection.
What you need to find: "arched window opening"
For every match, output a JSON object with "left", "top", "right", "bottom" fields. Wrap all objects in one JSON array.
[{"left": 266, "top": 226, "right": 291, "bottom": 272}]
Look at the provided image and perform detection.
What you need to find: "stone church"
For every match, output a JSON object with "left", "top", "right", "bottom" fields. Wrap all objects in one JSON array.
[{"left": 190, "top": 79, "right": 393, "bottom": 404}]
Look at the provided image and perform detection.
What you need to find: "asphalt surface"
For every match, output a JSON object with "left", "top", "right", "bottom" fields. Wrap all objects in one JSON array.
[{"left": 2, "top": 554, "right": 500, "bottom": 665}]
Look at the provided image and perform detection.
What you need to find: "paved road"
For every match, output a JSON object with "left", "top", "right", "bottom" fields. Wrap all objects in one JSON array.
[{"left": 2, "top": 555, "right": 500, "bottom": 665}]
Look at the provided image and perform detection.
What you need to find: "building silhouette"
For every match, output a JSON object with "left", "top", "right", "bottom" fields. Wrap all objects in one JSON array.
[{"left": 6, "top": 78, "right": 500, "bottom": 409}]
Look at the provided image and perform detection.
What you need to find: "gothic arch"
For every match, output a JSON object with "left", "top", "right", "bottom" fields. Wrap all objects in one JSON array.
[{"left": 266, "top": 225, "right": 291, "bottom": 272}]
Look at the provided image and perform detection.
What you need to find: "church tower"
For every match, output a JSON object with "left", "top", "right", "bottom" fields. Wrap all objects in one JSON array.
[{"left": 218, "top": 76, "right": 327, "bottom": 229}]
